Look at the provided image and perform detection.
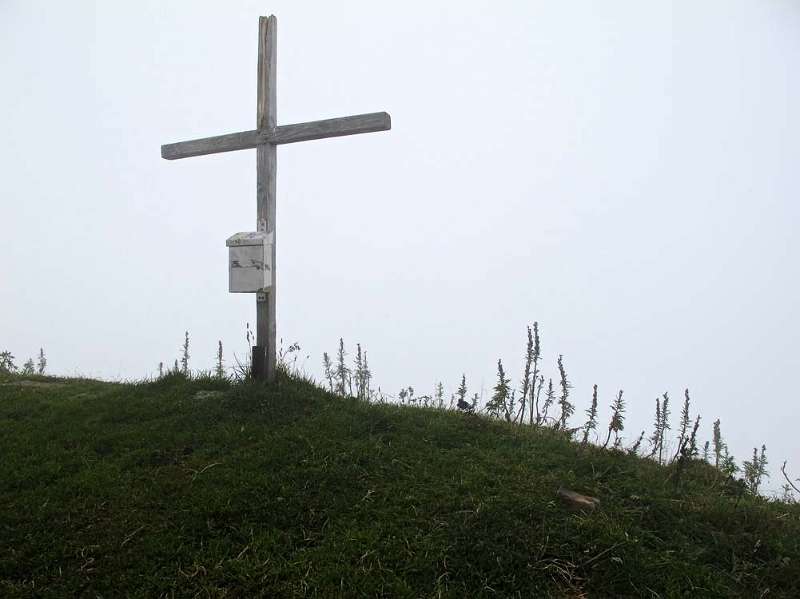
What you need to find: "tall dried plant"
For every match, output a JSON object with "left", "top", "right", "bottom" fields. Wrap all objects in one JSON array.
[
  {"left": 322, "top": 352, "right": 334, "bottom": 392},
  {"left": 533, "top": 375, "right": 545, "bottom": 425},
  {"left": 354, "top": 344, "right": 368, "bottom": 400},
  {"left": 673, "top": 389, "right": 692, "bottom": 463},
  {"left": 659, "top": 392, "right": 671, "bottom": 464},
  {"left": 603, "top": 390, "right": 625, "bottom": 449},
  {"left": 37, "top": 348, "right": 47, "bottom": 375},
  {"left": 530, "top": 323, "right": 541, "bottom": 425},
  {"left": 0, "top": 351, "right": 17, "bottom": 374},
  {"left": 517, "top": 325, "right": 534, "bottom": 424},
  {"left": 180, "top": 331, "right": 190, "bottom": 376},
  {"left": 688, "top": 415, "right": 701, "bottom": 458},
  {"left": 648, "top": 396, "right": 662, "bottom": 461},
  {"left": 540, "top": 378, "right": 555, "bottom": 425},
  {"left": 648, "top": 392, "right": 671, "bottom": 464},
  {"left": 743, "top": 445, "right": 769, "bottom": 494},
  {"left": 215, "top": 341, "right": 225, "bottom": 378},
  {"left": 335, "top": 338, "right": 350, "bottom": 396},
  {"left": 435, "top": 382, "right": 444, "bottom": 409},
  {"left": 456, "top": 375, "right": 469, "bottom": 411},
  {"left": 721, "top": 446, "right": 738, "bottom": 477},
  {"left": 518, "top": 323, "right": 540, "bottom": 425},
  {"left": 486, "top": 359, "right": 511, "bottom": 421},
  {"left": 712, "top": 419, "right": 724, "bottom": 469},
  {"left": 22, "top": 358, "right": 35, "bottom": 375},
  {"left": 556, "top": 355, "right": 574, "bottom": 430},
  {"left": 581, "top": 384, "right": 599, "bottom": 446}
]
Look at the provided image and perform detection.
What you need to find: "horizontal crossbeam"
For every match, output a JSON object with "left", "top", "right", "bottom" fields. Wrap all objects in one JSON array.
[
  {"left": 161, "top": 112, "right": 391, "bottom": 160},
  {"left": 161, "top": 130, "right": 262, "bottom": 160},
  {"left": 270, "top": 112, "right": 391, "bottom": 145}
]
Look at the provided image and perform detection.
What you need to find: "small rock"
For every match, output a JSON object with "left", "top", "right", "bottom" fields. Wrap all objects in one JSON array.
[{"left": 557, "top": 487, "right": 600, "bottom": 512}]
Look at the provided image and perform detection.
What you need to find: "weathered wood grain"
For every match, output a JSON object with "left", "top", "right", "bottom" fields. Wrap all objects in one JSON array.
[
  {"left": 161, "top": 111, "right": 391, "bottom": 160},
  {"left": 255, "top": 14, "right": 278, "bottom": 383},
  {"left": 270, "top": 112, "right": 391, "bottom": 144},
  {"left": 160, "top": 130, "right": 263, "bottom": 160}
]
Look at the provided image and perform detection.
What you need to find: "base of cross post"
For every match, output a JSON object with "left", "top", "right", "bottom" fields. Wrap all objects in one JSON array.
[{"left": 252, "top": 345, "right": 266, "bottom": 381}]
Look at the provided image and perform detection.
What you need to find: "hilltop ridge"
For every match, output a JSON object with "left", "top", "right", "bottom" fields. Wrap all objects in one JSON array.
[{"left": 1, "top": 373, "right": 799, "bottom": 597}]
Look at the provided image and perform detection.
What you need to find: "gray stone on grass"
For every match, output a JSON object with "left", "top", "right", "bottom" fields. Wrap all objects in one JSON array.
[{"left": 557, "top": 487, "right": 601, "bottom": 512}]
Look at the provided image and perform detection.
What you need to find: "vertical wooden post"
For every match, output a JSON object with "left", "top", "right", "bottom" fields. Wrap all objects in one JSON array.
[{"left": 254, "top": 15, "right": 277, "bottom": 382}]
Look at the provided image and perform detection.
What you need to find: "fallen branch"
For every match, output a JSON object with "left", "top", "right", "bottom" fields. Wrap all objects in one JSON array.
[
  {"left": 583, "top": 541, "right": 625, "bottom": 567},
  {"left": 190, "top": 462, "right": 222, "bottom": 481},
  {"left": 120, "top": 525, "right": 144, "bottom": 547}
]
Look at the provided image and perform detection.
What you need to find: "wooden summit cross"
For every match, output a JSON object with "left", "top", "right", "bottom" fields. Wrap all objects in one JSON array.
[{"left": 160, "top": 15, "right": 391, "bottom": 382}]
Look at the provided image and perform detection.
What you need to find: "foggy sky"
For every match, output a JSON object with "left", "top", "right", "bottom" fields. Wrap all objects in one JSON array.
[{"left": 2, "top": 1, "right": 798, "bottom": 491}]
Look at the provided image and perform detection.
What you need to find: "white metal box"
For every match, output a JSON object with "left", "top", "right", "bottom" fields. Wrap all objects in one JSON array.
[{"left": 225, "top": 231, "right": 273, "bottom": 293}]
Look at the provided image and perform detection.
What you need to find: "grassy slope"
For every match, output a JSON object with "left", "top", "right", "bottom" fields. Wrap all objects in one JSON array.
[{"left": 1, "top": 373, "right": 799, "bottom": 598}]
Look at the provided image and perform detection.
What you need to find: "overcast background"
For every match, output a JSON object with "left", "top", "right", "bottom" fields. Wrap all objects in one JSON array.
[{"left": 2, "top": 1, "right": 798, "bottom": 491}]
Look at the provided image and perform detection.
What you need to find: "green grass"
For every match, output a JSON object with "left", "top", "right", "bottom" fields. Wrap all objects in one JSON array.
[{"left": 1, "top": 372, "right": 799, "bottom": 597}]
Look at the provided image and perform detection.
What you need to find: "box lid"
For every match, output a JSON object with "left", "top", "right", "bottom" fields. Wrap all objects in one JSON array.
[{"left": 226, "top": 231, "right": 272, "bottom": 247}]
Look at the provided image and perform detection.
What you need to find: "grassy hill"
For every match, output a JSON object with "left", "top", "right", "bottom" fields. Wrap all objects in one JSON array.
[{"left": 1, "top": 373, "right": 799, "bottom": 597}]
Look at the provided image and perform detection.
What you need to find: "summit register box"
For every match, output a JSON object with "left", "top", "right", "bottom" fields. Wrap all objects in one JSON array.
[{"left": 225, "top": 231, "right": 273, "bottom": 293}]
